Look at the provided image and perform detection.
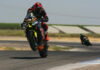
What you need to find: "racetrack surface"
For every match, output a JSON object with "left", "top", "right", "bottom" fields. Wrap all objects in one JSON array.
[
  {"left": 0, "top": 51, "right": 100, "bottom": 70},
  {"left": 0, "top": 41, "right": 100, "bottom": 70}
]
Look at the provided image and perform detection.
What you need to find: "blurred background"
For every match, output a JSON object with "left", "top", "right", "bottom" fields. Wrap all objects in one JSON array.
[
  {"left": 0, "top": 0, "right": 100, "bottom": 25},
  {"left": 0, "top": 0, "right": 100, "bottom": 50}
]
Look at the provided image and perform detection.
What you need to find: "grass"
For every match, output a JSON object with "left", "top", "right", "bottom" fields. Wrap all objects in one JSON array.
[
  {"left": 48, "top": 24, "right": 100, "bottom": 26},
  {"left": 49, "top": 33, "right": 100, "bottom": 38},
  {"left": 0, "top": 46, "right": 31, "bottom": 50},
  {"left": 0, "top": 23, "right": 100, "bottom": 29},
  {"left": 0, "top": 23, "right": 100, "bottom": 37},
  {"left": 0, "top": 45, "right": 72, "bottom": 51},
  {"left": 0, "top": 29, "right": 100, "bottom": 38},
  {"left": 4, "top": 47, "right": 15, "bottom": 50},
  {"left": 0, "top": 23, "right": 21, "bottom": 29},
  {"left": 0, "top": 29, "right": 25, "bottom": 36},
  {"left": 49, "top": 45, "right": 73, "bottom": 51},
  {"left": 0, "top": 47, "right": 15, "bottom": 50}
]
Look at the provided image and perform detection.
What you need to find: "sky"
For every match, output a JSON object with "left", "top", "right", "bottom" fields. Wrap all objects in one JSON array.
[{"left": 0, "top": 0, "right": 100, "bottom": 25}]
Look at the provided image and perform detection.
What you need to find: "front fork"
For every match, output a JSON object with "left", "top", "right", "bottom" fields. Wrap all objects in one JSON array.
[{"left": 32, "top": 30, "right": 38, "bottom": 47}]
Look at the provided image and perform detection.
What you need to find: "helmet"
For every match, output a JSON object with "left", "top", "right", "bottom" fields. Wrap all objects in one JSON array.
[
  {"left": 33, "top": 2, "right": 43, "bottom": 14},
  {"left": 33, "top": 2, "right": 42, "bottom": 8}
]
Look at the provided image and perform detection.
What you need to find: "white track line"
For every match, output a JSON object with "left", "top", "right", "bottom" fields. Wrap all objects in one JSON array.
[{"left": 48, "top": 58, "right": 100, "bottom": 70}]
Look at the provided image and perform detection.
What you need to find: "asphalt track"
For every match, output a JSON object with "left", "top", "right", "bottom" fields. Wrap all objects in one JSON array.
[{"left": 0, "top": 40, "right": 100, "bottom": 70}]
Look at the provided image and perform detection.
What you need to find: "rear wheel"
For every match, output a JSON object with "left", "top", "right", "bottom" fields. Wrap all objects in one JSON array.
[{"left": 39, "top": 40, "right": 48, "bottom": 58}]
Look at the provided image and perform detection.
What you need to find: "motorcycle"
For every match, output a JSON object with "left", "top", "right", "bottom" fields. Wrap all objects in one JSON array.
[
  {"left": 22, "top": 17, "right": 48, "bottom": 58},
  {"left": 82, "top": 37, "right": 92, "bottom": 46}
]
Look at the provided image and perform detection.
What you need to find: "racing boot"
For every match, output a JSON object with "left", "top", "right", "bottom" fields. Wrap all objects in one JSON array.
[{"left": 45, "top": 31, "right": 49, "bottom": 41}]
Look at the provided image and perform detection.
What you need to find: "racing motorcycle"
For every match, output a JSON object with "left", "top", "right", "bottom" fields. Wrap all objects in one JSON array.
[
  {"left": 22, "top": 16, "right": 48, "bottom": 58},
  {"left": 82, "top": 37, "right": 92, "bottom": 46}
]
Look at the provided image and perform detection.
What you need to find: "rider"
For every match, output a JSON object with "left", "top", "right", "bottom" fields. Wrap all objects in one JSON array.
[
  {"left": 80, "top": 34, "right": 86, "bottom": 44},
  {"left": 80, "top": 34, "right": 92, "bottom": 46},
  {"left": 21, "top": 2, "right": 49, "bottom": 46}
]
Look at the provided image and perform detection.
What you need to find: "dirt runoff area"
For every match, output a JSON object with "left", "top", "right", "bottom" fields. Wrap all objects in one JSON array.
[
  {"left": 50, "top": 37, "right": 100, "bottom": 43},
  {"left": 0, "top": 36, "right": 100, "bottom": 50},
  {"left": 0, "top": 36, "right": 100, "bottom": 43}
]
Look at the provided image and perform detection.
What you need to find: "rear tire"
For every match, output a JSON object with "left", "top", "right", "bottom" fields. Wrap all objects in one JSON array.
[
  {"left": 39, "top": 40, "right": 48, "bottom": 58},
  {"left": 39, "top": 50, "right": 47, "bottom": 58}
]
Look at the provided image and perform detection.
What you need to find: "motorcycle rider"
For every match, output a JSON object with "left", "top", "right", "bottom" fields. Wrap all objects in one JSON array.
[
  {"left": 80, "top": 34, "right": 86, "bottom": 44},
  {"left": 21, "top": 2, "right": 49, "bottom": 49},
  {"left": 80, "top": 34, "right": 92, "bottom": 46}
]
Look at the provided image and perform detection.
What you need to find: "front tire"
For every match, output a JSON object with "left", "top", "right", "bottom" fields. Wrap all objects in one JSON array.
[{"left": 26, "top": 29, "right": 37, "bottom": 51}]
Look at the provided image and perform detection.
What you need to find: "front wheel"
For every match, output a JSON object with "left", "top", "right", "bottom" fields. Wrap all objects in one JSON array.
[{"left": 25, "top": 29, "right": 37, "bottom": 51}]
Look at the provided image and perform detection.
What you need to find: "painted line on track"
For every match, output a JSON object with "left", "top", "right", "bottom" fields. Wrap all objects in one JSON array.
[{"left": 48, "top": 58, "right": 100, "bottom": 70}]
